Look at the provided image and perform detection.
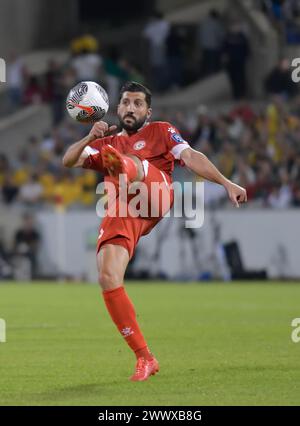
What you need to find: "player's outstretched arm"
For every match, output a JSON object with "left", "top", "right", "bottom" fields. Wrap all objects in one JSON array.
[
  {"left": 180, "top": 147, "right": 247, "bottom": 208},
  {"left": 62, "top": 121, "right": 117, "bottom": 168}
]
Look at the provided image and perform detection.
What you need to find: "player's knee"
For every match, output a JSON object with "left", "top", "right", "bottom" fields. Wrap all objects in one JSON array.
[
  {"left": 98, "top": 268, "right": 120, "bottom": 290},
  {"left": 127, "top": 154, "right": 140, "bottom": 164},
  {"left": 127, "top": 155, "right": 144, "bottom": 180}
]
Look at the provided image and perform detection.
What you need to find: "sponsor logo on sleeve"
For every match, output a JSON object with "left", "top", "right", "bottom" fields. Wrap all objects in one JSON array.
[{"left": 171, "top": 133, "right": 187, "bottom": 144}]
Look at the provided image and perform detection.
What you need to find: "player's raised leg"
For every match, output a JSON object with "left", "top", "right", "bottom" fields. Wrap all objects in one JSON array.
[{"left": 97, "top": 243, "right": 159, "bottom": 381}]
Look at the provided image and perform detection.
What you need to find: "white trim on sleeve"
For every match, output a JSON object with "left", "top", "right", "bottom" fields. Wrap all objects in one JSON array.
[
  {"left": 170, "top": 143, "right": 189, "bottom": 159},
  {"left": 84, "top": 146, "right": 99, "bottom": 156}
]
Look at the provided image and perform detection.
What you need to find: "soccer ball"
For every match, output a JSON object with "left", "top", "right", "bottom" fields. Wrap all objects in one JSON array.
[{"left": 66, "top": 81, "right": 109, "bottom": 123}]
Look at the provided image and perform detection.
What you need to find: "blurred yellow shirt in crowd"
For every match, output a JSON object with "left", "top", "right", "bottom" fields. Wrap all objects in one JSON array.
[
  {"left": 76, "top": 170, "right": 97, "bottom": 205},
  {"left": 13, "top": 168, "right": 30, "bottom": 186},
  {"left": 266, "top": 103, "right": 282, "bottom": 162}
]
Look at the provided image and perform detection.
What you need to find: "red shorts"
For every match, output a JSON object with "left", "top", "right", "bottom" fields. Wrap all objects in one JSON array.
[{"left": 96, "top": 161, "right": 174, "bottom": 259}]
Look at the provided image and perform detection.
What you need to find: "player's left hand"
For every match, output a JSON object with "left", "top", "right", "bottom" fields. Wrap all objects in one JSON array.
[{"left": 224, "top": 181, "right": 247, "bottom": 208}]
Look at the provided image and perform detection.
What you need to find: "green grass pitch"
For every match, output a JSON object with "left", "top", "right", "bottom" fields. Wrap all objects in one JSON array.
[{"left": 0, "top": 281, "right": 300, "bottom": 406}]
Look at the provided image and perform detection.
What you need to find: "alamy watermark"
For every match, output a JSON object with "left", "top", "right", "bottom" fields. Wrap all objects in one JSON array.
[
  {"left": 0, "top": 58, "right": 6, "bottom": 83},
  {"left": 95, "top": 176, "right": 205, "bottom": 229},
  {"left": 0, "top": 318, "right": 6, "bottom": 343},
  {"left": 291, "top": 318, "right": 300, "bottom": 343},
  {"left": 291, "top": 58, "right": 300, "bottom": 83}
]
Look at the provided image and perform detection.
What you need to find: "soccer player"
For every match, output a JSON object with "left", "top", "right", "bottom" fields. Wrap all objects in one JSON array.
[{"left": 63, "top": 81, "right": 247, "bottom": 381}]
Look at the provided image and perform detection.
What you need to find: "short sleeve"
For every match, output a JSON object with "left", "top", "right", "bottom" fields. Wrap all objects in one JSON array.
[{"left": 163, "top": 123, "right": 190, "bottom": 160}]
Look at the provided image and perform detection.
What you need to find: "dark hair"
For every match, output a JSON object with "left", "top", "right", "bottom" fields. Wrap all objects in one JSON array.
[
  {"left": 119, "top": 81, "right": 152, "bottom": 107},
  {"left": 209, "top": 9, "right": 220, "bottom": 19}
]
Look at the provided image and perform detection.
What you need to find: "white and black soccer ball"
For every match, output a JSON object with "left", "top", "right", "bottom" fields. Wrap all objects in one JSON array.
[{"left": 66, "top": 81, "right": 109, "bottom": 123}]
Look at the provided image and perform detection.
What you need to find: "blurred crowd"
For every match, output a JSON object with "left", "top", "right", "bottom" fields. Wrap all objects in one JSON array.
[
  {"left": 1, "top": 5, "right": 300, "bottom": 281},
  {"left": 0, "top": 121, "right": 97, "bottom": 210},
  {"left": 5, "top": 9, "right": 256, "bottom": 114},
  {"left": 2, "top": 6, "right": 300, "bottom": 212},
  {"left": 260, "top": 0, "right": 300, "bottom": 43},
  {"left": 6, "top": 35, "right": 145, "bottom": 121},
  {"left": 5, "top": 4, "right": 300, "bottom": 119},
  {"left": 5, "top": 4, "right": 300, "bottom": 117},
  {"left": 1, "top": 92, "right": 300, "bottom": 210},
  {"left": 0, "top": 213, "right": 40, "bottom": 280},
  {"left": 185, "top": 95, "right": 300, "bottom": 208}
]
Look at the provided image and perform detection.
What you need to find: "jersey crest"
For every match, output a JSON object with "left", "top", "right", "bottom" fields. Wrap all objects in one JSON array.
[{"left": 133, "top": 140, "right": 146, "bottom": 150}]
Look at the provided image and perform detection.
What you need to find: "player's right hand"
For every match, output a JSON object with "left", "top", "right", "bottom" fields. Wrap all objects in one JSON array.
[
  {"left": 88, "top": 121, "right": 118, "bottom": 141},
  {"left": 225, "top": 181, "right": 247, "bottom": 208}
]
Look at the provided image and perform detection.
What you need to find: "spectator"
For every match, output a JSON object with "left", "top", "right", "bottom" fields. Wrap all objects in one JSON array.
[
  {"left": 6, "top": 52, "right": 26, "bottom": 109},
  {"left": 61, "top": 67, "right": 77, "bottom": 94},
  {"left": 247, "top": 159, "right": 273, "bottom": 201},
  {"left": 19, "top": 174, "right": 43, "bottom": 206},
  {"left": 26, "top": 136, "right": 40, "bottom": 168},
  {"left": 0, "top": 154, "right": 10, "bottom": 183},
  {"left": 265, "top": 58, "right": 298, "bottom": 99},
  {"left": 229, "top": 100, "right": 256, "bottom": 124},
  {"left": 292, "top": 183, "right": 300, "bottom": 206},
  {"left": 284, "top": 2, "right": 300, "bottom": 43},
  {"left": 0, "top": 228, "right": 12, "bottom": 279},
  {"left": 52, "top": 172, "right": 81, "bottom": 208},
  {"left": 265, "top": 95, "right": 286, "bottom": 162},
  {"left": 166, "top": 26, "right": 184, "bottom": 89},
  {"left": 40, "top": 132, "right": 55, "bottom": 155},
  {"left": 269, "top": 0, "right": 285, "bottom": 21},
  {"left": 232, "top": 156, "right": 256, "bottom": 188},
  {"left": 14, "top": 214, "right": 41, "bottom": 279},
  {"left": 44, "top": 60, "right": 66, "bottom": 125},
  {"left": 267, "top": 181, "right": 292, "bottom": 208},
  {"left": 198, "top": 9, "right": 225, "bottom": 76},
  {"left": 143, "top": 11, "right": 170, "bottom": 91},
  {"left": 223, "top": 21, "right": 250, "bottom": 99},
  {"left": 290, "top": 152, "right": 300, "bottom": 181},
  {"left": 263, "top": 0, "right": 300, "bottom": 41},
  {"left": 23, "top": 76, "right": 44, "bottom": 105},
  {"left": 283, "top": 0, "right": 300, "bottom": 21},
  {"left": 1, "top": 173, "right": 19, "bottom": 204},
  {"left": 217, "top": 141, "right": 236, "bottom": 178},
  {"left": 71, "top": 41, "right": 103, "bottom": 82},
  {"left": 190, "top": 105, "right": 216, "bottom": 150}
]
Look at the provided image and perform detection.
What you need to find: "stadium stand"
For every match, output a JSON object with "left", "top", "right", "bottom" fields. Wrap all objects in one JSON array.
[{"left": 0, "top": 0, "right": 300, "bottom": 280}]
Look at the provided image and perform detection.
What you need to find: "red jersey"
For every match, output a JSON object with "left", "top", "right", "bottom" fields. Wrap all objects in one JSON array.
[{"left": 82, "top": 121, "right": 189, "bottom": 178}]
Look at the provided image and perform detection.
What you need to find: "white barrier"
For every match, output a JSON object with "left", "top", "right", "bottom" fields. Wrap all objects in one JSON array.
[{"left": 36, "top": 208, "right": 300, "bottom": 281}]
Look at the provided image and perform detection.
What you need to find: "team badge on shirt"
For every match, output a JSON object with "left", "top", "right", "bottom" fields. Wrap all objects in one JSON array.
[
  {"left": 133, "top": 140, "right": 146, "bottom": 150},
  {"left": 168, "top": 127, "right": 176, "bottom": 134}
]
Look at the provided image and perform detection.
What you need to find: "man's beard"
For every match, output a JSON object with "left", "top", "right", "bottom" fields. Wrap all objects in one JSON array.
[{"left": 118, "top": 113, "right": 148, "bottom": 132}]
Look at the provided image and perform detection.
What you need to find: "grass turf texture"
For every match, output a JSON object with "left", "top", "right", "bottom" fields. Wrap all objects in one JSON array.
[{"left": 0, "top": 282, "right": 300, "bottom": 406}]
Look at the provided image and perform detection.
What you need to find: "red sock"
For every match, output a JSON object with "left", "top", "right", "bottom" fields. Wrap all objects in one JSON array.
[{"left": 102, "top": 286, "right": 153, "bottom": 360}]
